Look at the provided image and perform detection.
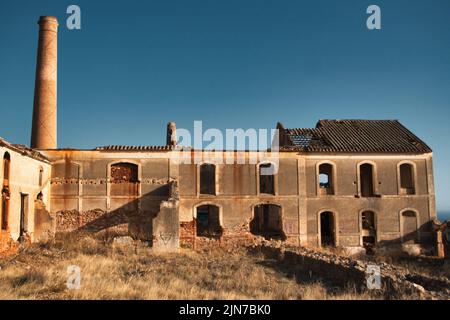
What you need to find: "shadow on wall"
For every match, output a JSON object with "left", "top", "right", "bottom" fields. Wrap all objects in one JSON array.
[
  {"left": 56, "top": 182, "right": 179, "bottom": 249},
  {"left": 377, "top": 221, "right": 433, "bottom": 247}
]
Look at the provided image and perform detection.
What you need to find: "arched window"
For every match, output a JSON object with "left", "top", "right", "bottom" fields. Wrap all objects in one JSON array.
[
  {"left": 318, "top": 163, "right": 334, "bottom": 195},
  {"left": 110, "top": 162, "right": 139, "bottom": 196},
  {"left": 359, "top": 163, "right": 375, "bottom": 197},
  {"left": 196, "top": 204, "right": 222, "bottom": 237},
  {"left": 199, "top": 163, "right": 216, "bottom": 195},
  {"left": 2, "top": 152, "right": 11, "bottom": 230},
  {"left": 259, "top": 163, "right": 275, "bottom": 195},
  {"left": 3, "top": 152, "right": 10, "bottom": 184},
  {"left": 399, "top": 163, "right": 415, "bottom": 195},
  {"left": 361, "top": 211, "right": 376, "bottom": 251}
]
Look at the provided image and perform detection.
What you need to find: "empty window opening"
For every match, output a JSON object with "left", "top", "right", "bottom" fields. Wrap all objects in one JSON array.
[
  {"left": 111, "top": 163, "right": 138, "bottom": 183},
  {"left": 319, "top": 163, "right": 334, "bottom": 195},
  {"left": 361, "top": 211, "right": 376, "bottom": 253},
  {"left": 39, "top": 166, "right": 44, "bottom": 187},
  {"left": 110, "top": 163, "right": 139, "bottom": 196},
  {"left": 20, "top": 194, "right": 29, "bottom": 238},
  {"left": 400, "top": 164, "right": 415, "bottom": 195},
  {"left": 1, "top": 152, "right": 11, "bottom": 231},
  {"left": 402, "top": 211, "right": 419, "bottom": 244},
  {"left": 251, "top": 204, "right": 284, "bottom": 240},
  {"left": 320, "top": 211, "right": 335, "bottom": 247},
  {"left": 3, "top": 152, "right": 10, "bottom": 185},
  {"left": 196, "top": 205, "right": 222, "bottom": 237},
  {"left": 259, "top": 163, "right": 275, "bottom": 195},
  {"left": 199, "top": 164, "right": 216, "bottom": 195},
  {"left": 360, "top": 163, "right": 375, "bottom": 197}
]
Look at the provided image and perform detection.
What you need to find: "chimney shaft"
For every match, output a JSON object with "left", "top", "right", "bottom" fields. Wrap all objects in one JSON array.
[
  {"left": 167, "top": 122, "right": 177, "bottom": 146},
  {"left": 31, "top": 16, "right": 58, "bottom": 149}
]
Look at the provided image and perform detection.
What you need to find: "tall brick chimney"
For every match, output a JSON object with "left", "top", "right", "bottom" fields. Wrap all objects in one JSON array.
[
  {"left": 31, "top": 16, "right": 58, "bottom": 149},
  {"left": 167, "top": 122, "right": 177, "bottom": 146}
]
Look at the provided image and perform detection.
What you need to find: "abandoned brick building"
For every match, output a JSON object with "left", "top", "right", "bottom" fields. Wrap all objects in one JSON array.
[{"left": 0, "top": 16, "right": 437, "bottom": 254}]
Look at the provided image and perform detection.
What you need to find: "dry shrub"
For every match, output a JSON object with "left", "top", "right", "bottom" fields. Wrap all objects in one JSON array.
[{"left": 10, "top": 270, "right": 47, "bottom": 288}]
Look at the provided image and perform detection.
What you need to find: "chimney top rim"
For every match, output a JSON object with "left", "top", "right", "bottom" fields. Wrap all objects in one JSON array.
[{"left": 38, "top": 16, "right": 59, "bottom": 23}]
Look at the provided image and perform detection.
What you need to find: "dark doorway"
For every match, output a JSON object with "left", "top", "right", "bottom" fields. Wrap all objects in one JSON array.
[
  {"left": 251, "top": 204, "right": 284, "bottom": 239},
  {"left": 402, "top": 211, "right": 419, "bottom": 244},
  {"left": 1, "top": 192, "right": 8, "bottom": 231},
  {"left": 361, "top": 211, "right": 376, "bottom": 253},
  {"left": 360, "top": 163, "right": 375, "bottom": 197},
  {"left": 320, "top": 211, "right": 335, "bottom": 246},
  {"left": 196, "top": 205, "right": 222, "bottom": 237},
  {"left": 1, "top": 152, "right": 10, "bottom": 231},
  {"left": 20, "top": 194, "right": 29, "bottom": 237}
]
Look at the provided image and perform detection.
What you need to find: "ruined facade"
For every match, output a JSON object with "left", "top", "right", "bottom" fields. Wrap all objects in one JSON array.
[
  {"left": 0, "top": 16, "right": 438, "bottom": 254},
  {"left": 0, "top": 139, "right": 52, "bottom": 255},
  {"left": 38, "top": 120, "right": 436, "bottom": 252}
]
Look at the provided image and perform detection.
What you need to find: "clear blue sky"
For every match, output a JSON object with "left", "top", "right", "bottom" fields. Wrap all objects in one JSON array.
[{"left": 0, "top": 0, "right": 449, "bottom": 215}]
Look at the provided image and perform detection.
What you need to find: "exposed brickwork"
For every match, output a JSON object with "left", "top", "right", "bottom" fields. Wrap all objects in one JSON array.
[
  {"left": 111, "top": 163, "right": 138, "bottom": 183},
  {"left": 179, "top": 220, "right": 196, "bottom": 248},
  {"left": 0, "top": 231, "right": 18, "bottom": 257},
  {"left": 56, "top": 209, "right": 127, "bottom": 235},
  {"left": 180, "top": 218, "right": 267, "bottom": 250}
]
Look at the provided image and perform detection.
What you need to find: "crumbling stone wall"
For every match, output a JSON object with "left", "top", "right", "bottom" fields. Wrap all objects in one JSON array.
[
  {"left": 33, "top": 200, "right": 55, "bottom": 242},
  {"left": 55, "top": 208, "right": 149, "bottom": 239},
  {"left": 152, "top": 181, "right": 179, "bottom": 252}
]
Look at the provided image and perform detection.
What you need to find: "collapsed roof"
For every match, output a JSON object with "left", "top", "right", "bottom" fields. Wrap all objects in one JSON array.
[
  {"left": 278, "top": 120, "right": 432, "bottom": 153},
  {"left": 0, "top": 137, "right": 50, "bottom": 162}
]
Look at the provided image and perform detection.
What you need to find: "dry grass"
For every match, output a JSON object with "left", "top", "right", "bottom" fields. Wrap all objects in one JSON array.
[
  {"left": 370, "top": 249, "right": 450, "bottom": 279},
  {"left": 0, "top": 237, "right": 377, "bottom": 300}
]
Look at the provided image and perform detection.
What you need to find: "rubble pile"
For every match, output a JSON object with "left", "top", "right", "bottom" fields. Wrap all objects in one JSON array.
[{"left": 250, "top": 243, "right": 450, "bottom": 300}]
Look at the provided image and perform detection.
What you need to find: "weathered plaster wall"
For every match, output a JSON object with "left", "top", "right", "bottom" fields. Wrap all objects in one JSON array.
[
  {"left": 41, "top": 149, "right": 435, "bottom": 251},
  {"left": 177, "top": 153, "right": 302, "bottom": 245},
  {"left": 0, "top": 146, "right": 51, "bottom": 244},
  {"left": 304, "top": 154, "right": 435, "bottom": 247},
  {"left": 42, "top": 150, "right": 173, "bottom": 242}
]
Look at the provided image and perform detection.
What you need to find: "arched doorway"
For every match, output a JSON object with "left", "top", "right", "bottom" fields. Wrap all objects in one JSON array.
[
  {"left": 251, "top": 204, "right": 284, "bottom": 239},
  {"left": 320, "top": 211, "right": 335, "bottom": 247},
  {"left": 196, "top": 205, "right": 222, "bottom": 238},
  {"left": 401, "top": 210, "right": 419, "bottom": 244},
  {"left": 361, "top": 211, "right": 377, "bottom": 252}
]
